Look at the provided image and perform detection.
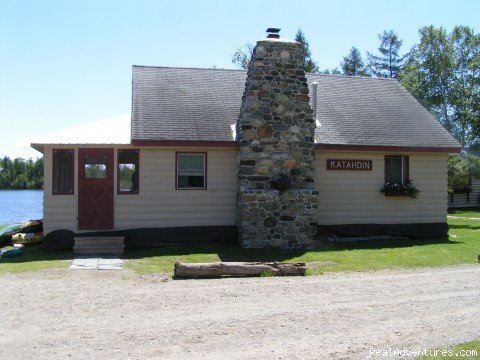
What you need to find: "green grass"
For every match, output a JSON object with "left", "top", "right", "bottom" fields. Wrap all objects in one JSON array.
[
  {"left": 416, "top": 340, "right": 480, "bottom": 359},
  {"left": 448, "top": 208, "right": 480, "bottom": 218},
  {"left": 0, "top": 245, "right": 70, "bottom": 274},
  {"left": 1, "top": 216, "right": 479, "bottom": 275},
  {"left": 125, "top": 217, "right": 480, "bottom": 275}
]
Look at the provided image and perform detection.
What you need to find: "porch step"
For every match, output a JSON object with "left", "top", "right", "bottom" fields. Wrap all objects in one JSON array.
[{"left": 74, "top": 236, "right": 125, "bottom": 255}]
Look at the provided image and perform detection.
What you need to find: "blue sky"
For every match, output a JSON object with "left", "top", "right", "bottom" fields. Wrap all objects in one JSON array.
[{"left": 1, "top": 0, "right": 478, "bottom": 159}]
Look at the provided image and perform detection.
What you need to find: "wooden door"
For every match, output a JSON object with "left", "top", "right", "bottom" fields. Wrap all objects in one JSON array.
[{"left": 78, "top": 148, "right": 114, "bottom": 230}]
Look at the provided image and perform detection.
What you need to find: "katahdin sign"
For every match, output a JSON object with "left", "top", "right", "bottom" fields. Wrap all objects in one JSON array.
[{"left": 327, "top": 159, "right": 373, "bottom": 171}]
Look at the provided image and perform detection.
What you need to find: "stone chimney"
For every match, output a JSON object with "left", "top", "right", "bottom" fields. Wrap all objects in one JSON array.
[{"left": 236, "top": 29, "right": 319, "bottom": 249}]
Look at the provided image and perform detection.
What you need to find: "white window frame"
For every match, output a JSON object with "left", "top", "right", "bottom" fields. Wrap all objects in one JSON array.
[{"left": 176, "top": 152, "right": 207, "bottom": 190}]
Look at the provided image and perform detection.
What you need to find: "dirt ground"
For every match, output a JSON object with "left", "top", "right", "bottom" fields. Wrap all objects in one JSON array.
[{"left": 1, "top": 264, "right": 479, "bottom": 360}]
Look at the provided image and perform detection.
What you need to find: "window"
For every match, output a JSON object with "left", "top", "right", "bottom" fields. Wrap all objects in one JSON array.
[
  {"left": 84, "top": 155, "right": 108, "bottom": 179},
  {"left": 176, "top": 153, "right": 206, "bottom": 189},
  {"left": 53, "top": 149, "right": 74, "bottom": 195},
  {"left": 385, "top": 155, "right": 409, "bottom": 184},
  {"left": 118, "top": 150, "right": 139, "bottom": 194}
]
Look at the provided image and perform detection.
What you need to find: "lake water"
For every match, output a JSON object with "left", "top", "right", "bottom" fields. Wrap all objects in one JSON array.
[{"left": 0, "top": 190, "right": 43, "bottom": 224}]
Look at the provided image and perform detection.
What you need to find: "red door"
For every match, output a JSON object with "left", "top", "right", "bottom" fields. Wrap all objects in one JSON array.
[{"left": 78, "top": 148, "right": 114, "bottom": 230}]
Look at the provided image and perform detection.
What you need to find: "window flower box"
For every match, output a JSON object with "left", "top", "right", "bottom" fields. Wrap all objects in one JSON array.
[
  {"left": 381, "top": 181, "right": 420, "bottom": 199},
  {"left": 448, "top": 185, "right": 472, "bottom": 194}
]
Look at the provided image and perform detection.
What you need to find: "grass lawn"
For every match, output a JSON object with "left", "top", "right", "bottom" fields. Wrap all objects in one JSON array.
[
  {"left": 1, "top": 216, "right": 479, "bottom": 275},
  {"left": 125, "top": 216, "right": 480, "bottom": 275},
  {"left": 0, "top": 245, "right": 71, "bottom": 274},
  {"left": 448, "top": 208, "right": 480, "bottom": 219},
  {"left": 416, "top": 340, "right": 480, "bottom": 359}
]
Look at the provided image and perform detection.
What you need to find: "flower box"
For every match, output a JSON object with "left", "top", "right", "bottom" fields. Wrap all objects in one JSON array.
[{"left": 380, "top": 181, "right": 420, "bottom": 199}]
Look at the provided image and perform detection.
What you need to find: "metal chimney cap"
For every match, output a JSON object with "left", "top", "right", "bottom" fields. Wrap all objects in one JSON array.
[
  {"left": 266, "top": 27, "right": 281, "bottom": 33},
  {"left": 266, "top": 27, "right": 281, "bottom": 39}
]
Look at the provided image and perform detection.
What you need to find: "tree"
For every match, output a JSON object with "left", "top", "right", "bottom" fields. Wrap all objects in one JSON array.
[
  {"left": 295, "top": 29, "right": 318, "bottom": 73},
  {"left": 231, "top": 43, "right": 254, "bottom": 70},
  {"left": 341, "top": 47, "right": 370, "bottom": 76},
  {"left": 368, "top": 30, "right": 408, "bottom": 78},
  {"left": 0, "top": 156, "right": 43, "bottom": 189},
  {"left": 450, "top": 26, "right": 480, "bottom": 147},
  {"left": 231, "top": 28, "right": 319, "bottom": 72},
  {"left": 448, "top": 153, "right": 480, "bottom": 193},
  {"left": 401, "top": 25, "right": 480, "bottom": 148}
]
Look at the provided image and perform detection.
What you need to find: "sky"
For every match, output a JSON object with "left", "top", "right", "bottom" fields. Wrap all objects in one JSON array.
[{"left": 1, "top": 0, "right": 479, "bottom": 159}]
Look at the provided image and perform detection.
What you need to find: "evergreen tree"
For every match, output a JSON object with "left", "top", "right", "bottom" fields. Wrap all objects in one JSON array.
[
  {"left": 401, "top": 25, "right": 480, "bottom": 147},
  {"left": 368, "top": 30, "right": 408, "bottom": 78},
  {"left": 231, "top": 28, "right": 319, "bottom": 72},
  {"left": 0, "top": 156, "right": 43, "bottom": 189},
  {"left": 295, "top": 29, "right": 318, "bottom": 73},
  {"left": 341, "top": 47, "right": 370, "bottom": 76}
]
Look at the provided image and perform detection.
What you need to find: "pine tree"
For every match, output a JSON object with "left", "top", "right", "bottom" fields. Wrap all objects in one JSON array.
[
  {"left": 341, "top": 47, "right": 369, "bottom": 76},
  {"left": 368, "top": 30, "right": 408, "bottom": 78},
  {"left": 295, "top": 29, "right": 318, "bottom": 73}
]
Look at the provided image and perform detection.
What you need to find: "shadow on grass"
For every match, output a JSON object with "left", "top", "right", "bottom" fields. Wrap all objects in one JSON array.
[
  {"left": 0, "top": 236, "right": 462, "bottom": 264},
  {"left": 123, "top": 236, "right": 460, "bottom": 262},
  {"left": 0, "top": 245, "right": 72, "bottom": 264},
  {"left": 448, "top": 207, "right": 480, "bottom": 214},
  {"left": 449, "top": 222, "right": 480, "bottom": 231}
]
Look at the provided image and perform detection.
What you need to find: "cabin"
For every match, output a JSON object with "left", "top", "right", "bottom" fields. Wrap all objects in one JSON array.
[
  {"left": 448, "top": 177, "right": 480, "bottom": 209},
  {"left": 32, "top": 34, "right": 461, "bottom": 249}
]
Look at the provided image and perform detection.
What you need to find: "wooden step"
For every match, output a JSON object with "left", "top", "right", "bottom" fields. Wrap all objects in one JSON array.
[{"left": 74, "top": 236, "right": 125, "bottom": 255}]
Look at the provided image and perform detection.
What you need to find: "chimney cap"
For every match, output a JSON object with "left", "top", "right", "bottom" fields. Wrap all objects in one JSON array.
[
  {"left": 266, "top": 27, "right": 281, "bottom": 33},
  {"left": 266, "top": 27, "right": 281, "bottom": 39}
]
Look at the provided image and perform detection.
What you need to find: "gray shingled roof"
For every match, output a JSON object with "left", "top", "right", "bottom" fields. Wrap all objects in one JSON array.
[{"left": 131, "top": 66, "right": 460, "bottom": 149}]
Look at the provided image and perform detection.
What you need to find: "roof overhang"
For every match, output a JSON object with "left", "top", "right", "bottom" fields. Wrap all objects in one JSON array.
[
  {"left": 315, "top": 143, "right": 462, "bottom": 153},
  {"left": 131, "top": 140, "right": 237, "bottom": 148}
]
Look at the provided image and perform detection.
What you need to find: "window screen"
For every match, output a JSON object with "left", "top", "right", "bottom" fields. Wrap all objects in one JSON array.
[
  {"left": 385, "top": 156, "right": 408, "bottom": 184},
  {"left": 177, "top": 153, "right": 206, "bottom": 189},
  {"left": 53, "top": 149, "right": 74, "bottom": 194}
]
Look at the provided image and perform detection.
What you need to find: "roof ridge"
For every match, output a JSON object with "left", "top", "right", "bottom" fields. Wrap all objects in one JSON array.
[
  {"left": 306, "top": 72, "right": 398, "bottom": 81},
  {"left": 132, "top": 65, "right": 246, "bottom": 72},
  {"left": 132, "top": 65, "right": 398, "bottom": 82}
]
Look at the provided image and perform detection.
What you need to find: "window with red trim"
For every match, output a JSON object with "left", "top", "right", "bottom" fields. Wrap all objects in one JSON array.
[{"left": 118, "top": 150, "right": 139, "bottom": 194}]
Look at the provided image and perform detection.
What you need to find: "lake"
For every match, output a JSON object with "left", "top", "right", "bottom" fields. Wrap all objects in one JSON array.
[{"left": 0, "top": 190, "right": 43, "bottom": 224}]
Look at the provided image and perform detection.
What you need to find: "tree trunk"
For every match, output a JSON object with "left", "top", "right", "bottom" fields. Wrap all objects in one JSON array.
[{"left": 174, "top": 261, "right": 306, "bottom": 278}]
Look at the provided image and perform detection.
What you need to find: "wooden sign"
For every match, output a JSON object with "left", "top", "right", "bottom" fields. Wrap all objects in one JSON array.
[{"left": 327, "top": 159, "right": 372, "bottom": 171}]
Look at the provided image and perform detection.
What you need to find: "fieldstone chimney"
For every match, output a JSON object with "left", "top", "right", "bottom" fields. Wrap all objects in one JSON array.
[{"left": 236, "top": 29, "right": 319, "bottom": 249}]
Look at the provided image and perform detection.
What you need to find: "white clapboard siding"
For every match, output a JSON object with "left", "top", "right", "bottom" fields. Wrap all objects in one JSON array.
[
  {"left": 448, "top": 178, "right": 480, "bottom": 208},
  {"left": 114, "top": 148, "right": 237, "bottom": 229},
  {"left": 42, "top": 147, "right": 78, "bottom": 234},
  {"left": 315, "top": 152, "right": 448, "bottom": 225},
  {"left": 42, "top": 146, "right": 237, "bottom": 234}
]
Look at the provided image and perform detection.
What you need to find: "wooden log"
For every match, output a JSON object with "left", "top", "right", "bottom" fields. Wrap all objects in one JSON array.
[{"left": 174, "top": 261, "right": 306, "bottom": 278}]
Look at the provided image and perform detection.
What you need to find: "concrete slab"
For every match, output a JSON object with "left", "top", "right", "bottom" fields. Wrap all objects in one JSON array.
[
  {"left": 71, "top": 259, "right": 87, "bottom": 266},
  {"left": 98, "top": 265, "right": 123, "bottom": 270},
  {"left": 69, "top": 265, "right": 85, "bottom": 270},
  {"left": 70, "top": 257, "right": 123, "bottom": 270},
  {"left": 98, "top": 259, "right": 123, "bottom": 266}
]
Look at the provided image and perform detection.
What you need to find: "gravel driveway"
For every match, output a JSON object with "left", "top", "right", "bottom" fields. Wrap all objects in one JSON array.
[{"left": 1, "top": 264, "right": 479, "bottom": 359}]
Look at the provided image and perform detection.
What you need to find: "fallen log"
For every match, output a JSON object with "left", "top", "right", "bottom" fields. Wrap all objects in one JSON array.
[{"left": 174, "top": 261, "right": 306, "bottom": 278}]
